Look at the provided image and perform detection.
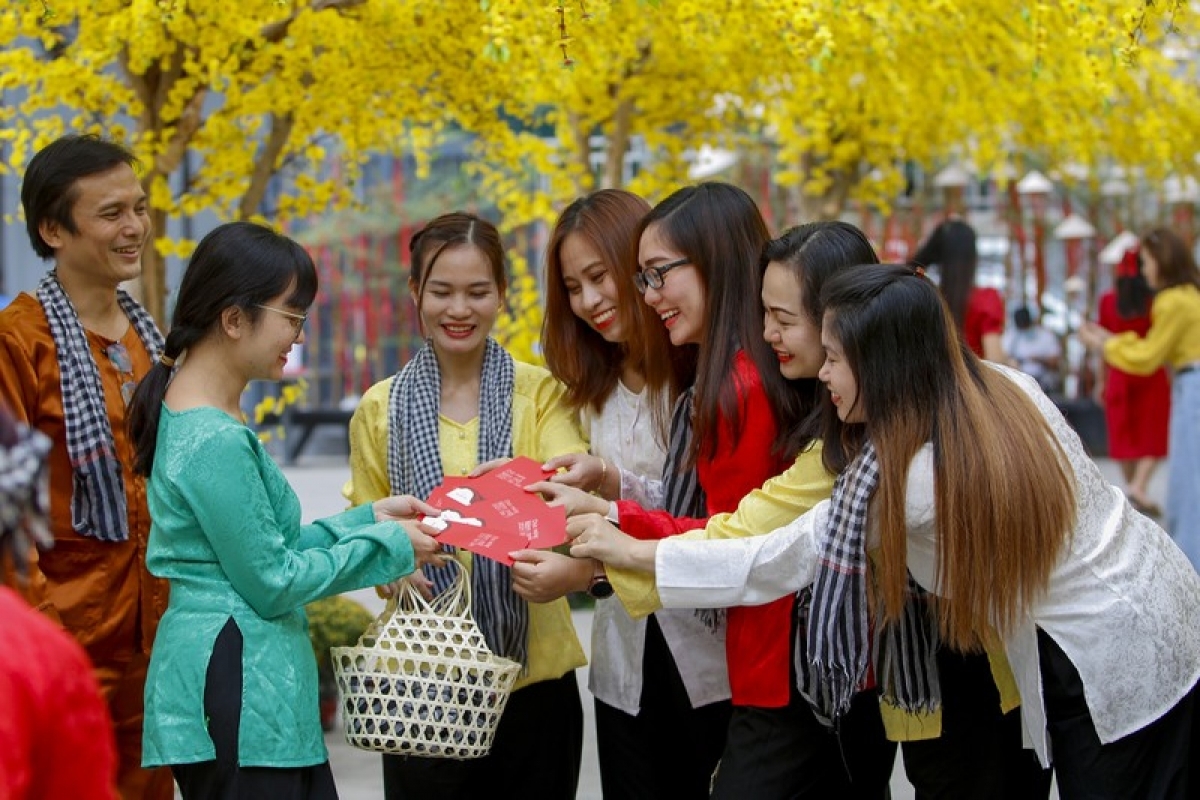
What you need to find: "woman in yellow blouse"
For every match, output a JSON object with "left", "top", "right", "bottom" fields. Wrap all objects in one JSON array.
[
  {"left": 343, "top": 212, "right": 589, "bottom": 800},
  {"left": 1081, "top": 226, "right": 1200, "bottom": 571}
]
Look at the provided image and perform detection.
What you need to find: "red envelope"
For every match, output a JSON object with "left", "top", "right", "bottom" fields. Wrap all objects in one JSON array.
[
  {"left": 436, "top": 524, "right": 526, "bottom": 566},
  {"left": 420, "top": 457, "right": 566, "bottom": 563}
]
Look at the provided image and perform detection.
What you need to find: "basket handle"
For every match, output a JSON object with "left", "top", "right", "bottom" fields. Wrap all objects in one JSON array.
[{"left": 372, "top": 558, "right": 473, "bottom": 630}]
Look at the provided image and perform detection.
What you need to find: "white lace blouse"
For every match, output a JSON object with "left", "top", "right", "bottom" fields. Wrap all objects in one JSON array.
[{"left": 653, "top": 366, "right": 1200, "bottom": 766}]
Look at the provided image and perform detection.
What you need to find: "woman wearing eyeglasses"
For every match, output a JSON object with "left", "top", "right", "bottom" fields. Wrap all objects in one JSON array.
[
  {"left": 344, "top": 212, "right": 591, "bottom": 800},
  {"left": 510, "top": 189, "right": 734, "bottom": 798},
  {"left": 533, "top": 183, "right": 804, "bottom": 795},
  {"left": 126, "top": 221, "right": 444, "bottom": 798}
]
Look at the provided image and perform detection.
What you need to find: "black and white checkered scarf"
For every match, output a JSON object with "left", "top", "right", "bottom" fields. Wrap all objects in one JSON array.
[
  {"left": 795, "top": 440, "right": 940, "bottom": 724},
  {"left": 36, "top": 271, "right": 163, "bottom": 542},
  {"left": 385, "top": 338, "right": 529, "bottom": 664},
  {"left": 0, "top": 415, "right": 52, "bottom": 572},
  {"left": 660, "top": 388, "right": 724, "bottom": 632}
]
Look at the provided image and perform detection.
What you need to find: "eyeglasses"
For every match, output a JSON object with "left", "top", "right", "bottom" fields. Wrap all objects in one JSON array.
[
  {"left": 105, "top": 342, "right": 138, "bottom": 405},
  {"left": 254, "top": 304, "right": 307, "bottom": 336},
  {"left": 633, "top": 257, "right": 690, "bottom": 294}
]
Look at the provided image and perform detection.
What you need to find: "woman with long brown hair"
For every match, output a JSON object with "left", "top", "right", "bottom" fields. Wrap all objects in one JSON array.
[
  {"left": 513, "top": 188, "right": 726, "bottom": 798},
  {"left": 1081, "top": 226, "right": 1200, "bottom": 570},
  {"left": 573, "top": 263, "right": 1200, "bottom": 798}
]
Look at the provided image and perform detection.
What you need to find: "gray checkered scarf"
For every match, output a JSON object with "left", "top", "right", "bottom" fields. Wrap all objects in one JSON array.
[
  {"left": 385, "top": 338, "right": 529, "bottom": 665},
  {"left": 795, "top": 439, "right": 940, "bottom": 724},
  {"left": 660, "top": 388, "right": 724, "bottom": 632},
  {"left": 0, "top": 416, "right": 52, "bottom": 573},
  {"left": 36, "top": 271, "right": 163, "bottom": 542}
]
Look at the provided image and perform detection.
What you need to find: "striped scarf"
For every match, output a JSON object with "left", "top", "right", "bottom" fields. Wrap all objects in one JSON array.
[
  {"left": 36, "top": 271, "right": 163, "bottom": 541},
  {"left": 795, "top": 440, "right": 940, "bottom": 723},
  {"left": 660, "top": 387, "right": 725, "bottom": 631},
  {"left": 385, "top": 338, "right": 530, "bottom": 665},
  {"left": 0, "top": 414, "right": 52, "bottom": 571}
]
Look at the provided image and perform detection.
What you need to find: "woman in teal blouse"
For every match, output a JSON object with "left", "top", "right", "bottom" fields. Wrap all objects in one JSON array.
[{"left": 127, "top": 222, "right": 442, "bottom": 799}]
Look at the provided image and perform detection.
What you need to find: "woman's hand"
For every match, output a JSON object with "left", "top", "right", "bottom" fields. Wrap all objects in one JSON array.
[
  {"left": 372, "top": 494, "right": 441, "bottom": 523},
  {"left": 398, "top": 519, "right": 447, "bottom": 569},
  {"left": 567, "top": 513, "right": 659, "bottom": 573},
  {"left": 542, "top": 452, "right": 610, "bottom": 494},
  {"left": 526, "top": 480, "right": 610, "bottom": 517},
  {"left": 508, "top": 550, "right": 594, "bottom": 603},
  {"left": 1077, "top": 321, "right": 1110, "bottom": 351},
  {"left": 379, "top": 571, "right": 437, "bottom": 601}
]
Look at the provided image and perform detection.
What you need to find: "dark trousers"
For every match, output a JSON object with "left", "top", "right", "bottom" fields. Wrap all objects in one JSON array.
[
  {"left": 173, "top": 618, "right": 339, "bottom": 800},
  {"left": 382, "top": 670, "right": 583, "bottom": 800},
  {"left": 902, "top": 648, "right": 1052, "bottom": 800},
  {"left": 711, "top": 687, "right": 896, "bottom": 800},
  {"left": 1039, "top": 629, "right": 1199, "bottom": 799},
  {"left": 593, "top": 616, "right": 731, "bottom": 799}
]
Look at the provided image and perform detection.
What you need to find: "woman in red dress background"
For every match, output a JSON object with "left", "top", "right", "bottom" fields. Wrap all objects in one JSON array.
[
  {"left": 1096, "top": 248, "right": 1170, "bottom": 515},
  {"left": 914, "top": 219, "right": 1007, "bottom": 361}
]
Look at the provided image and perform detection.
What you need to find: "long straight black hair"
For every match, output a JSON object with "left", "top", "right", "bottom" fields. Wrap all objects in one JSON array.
[
  {"left": 639, "top": 182, "right": 801, "bottom": 464},
  {"left": 128, "top": 222, "right": 317, "bottom": 475}
]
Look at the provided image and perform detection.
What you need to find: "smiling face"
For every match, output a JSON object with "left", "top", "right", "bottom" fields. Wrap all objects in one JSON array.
[
  {"left": 413, "top": 243, "right": 502, "bottom": 358},
  {"left": 38, "top": 163, "right": 150, "bottom": 290},
  {"left": 819, "top": 314, "right": 865, "bottom": 424},
  {"left": 559, "top": 231, "right": 627, "bottom": 344},
  {"left": 637, "top": 222, "right": 706, "bottom": 346},
  {"left": 761, "top": 261, "right": 824, "bottom": 379},
  {"left": 241, "top": 285, "right": 307, "bottom": 382}
]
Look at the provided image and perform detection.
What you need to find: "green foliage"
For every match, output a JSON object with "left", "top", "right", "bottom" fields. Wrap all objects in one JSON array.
[{"left": 306, "top": 595, "right": 374, "bottom": 676}]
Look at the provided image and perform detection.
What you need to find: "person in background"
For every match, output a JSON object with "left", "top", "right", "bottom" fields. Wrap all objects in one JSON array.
[
  {"left": 0, "top": 134, "right": 173, "bottom": 799},
  {"left": 1003, "top": 305, "right": 1062, "bottom": 395},
  {"left": 345, "top": 212, "right": 590, "bottom": 800},
  {"left": 914, "top": 218, "right": 1007, "bottom": 361},
  {"left": 575, "top": 263, "right": 1200, "bottom": 799},
  {"left": 1080, "top": 226, "right": 1200, "bottom": 570},
  {"left": 1, "top": 404, "right": 119, "bottom": 800},
  {"left": 127, "top": 221, "right": 442, "bottom": 797},
  {"left": 1093, "top": 247, "right": 1170, "bottom": 517}
]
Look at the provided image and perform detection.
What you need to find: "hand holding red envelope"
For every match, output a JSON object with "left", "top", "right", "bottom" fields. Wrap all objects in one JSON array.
[{"left": 421, "top": 457, "right": 568, "bottom": 566}]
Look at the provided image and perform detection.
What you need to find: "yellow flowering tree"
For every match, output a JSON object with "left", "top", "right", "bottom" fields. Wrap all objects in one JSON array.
[
  {"left": 465, "top": 0, "right": 1200, "bottom": 227},
  {"left": 0, "top": 0, "right": 465, "bottom": 322}
]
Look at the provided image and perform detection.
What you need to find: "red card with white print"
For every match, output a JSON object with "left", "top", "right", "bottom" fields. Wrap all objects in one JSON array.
[{"left": 421, "top": 457, "right": 566, "bottom": 562}]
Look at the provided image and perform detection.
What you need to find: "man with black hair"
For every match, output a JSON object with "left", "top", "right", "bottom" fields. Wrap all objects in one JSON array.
[{"left": 0, "top": 134, "right": 172, "bottom": 799}]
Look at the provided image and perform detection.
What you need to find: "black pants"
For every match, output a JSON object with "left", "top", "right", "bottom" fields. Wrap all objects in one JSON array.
[
  {"left": 593, "top": 616, "right": 731, "bottom": 799},
  {"left": 1039, "top": 629, "right": 1199, "bottom": 799},
  {"left": 173, "top": 618, "right": 339, "bottom": 800},
  {"left": 711, "top": 686, "right": 897, "bottom": 800},
  {"left": 382, "top": 670, "right": 583, "bottom": 800},
  {"left": 902, "top": 648, "right": 1052, "bottom": 800}
]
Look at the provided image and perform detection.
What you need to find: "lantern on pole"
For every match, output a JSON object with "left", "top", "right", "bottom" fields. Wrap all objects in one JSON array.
[{"left": 1018, "top": 170, "right": 1054, "bottom": 311}]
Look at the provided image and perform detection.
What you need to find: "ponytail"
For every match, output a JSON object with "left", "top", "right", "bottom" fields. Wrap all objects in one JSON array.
[{"left": 127, "top": 326, "right": 204, "bottom": 476}]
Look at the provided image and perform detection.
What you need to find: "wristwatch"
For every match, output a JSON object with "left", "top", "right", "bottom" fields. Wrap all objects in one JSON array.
[{"left": 587, "top": 568, "right": 614, "bottom": 600}]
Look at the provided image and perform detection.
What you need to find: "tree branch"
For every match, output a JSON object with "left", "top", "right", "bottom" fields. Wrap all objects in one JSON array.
[
  {"left": 239, "top": 112, "right": 295, "bottom": 218},
  {"left": 260, "top": 0, "right": 367, "bottom": 43}
]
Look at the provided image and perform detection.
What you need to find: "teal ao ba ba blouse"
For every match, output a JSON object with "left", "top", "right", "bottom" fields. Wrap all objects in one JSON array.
[{"left": 141, "top": 406, "right": 417, "bottom": 768}]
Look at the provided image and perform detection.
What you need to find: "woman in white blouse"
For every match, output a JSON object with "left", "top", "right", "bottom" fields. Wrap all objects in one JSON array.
[{"left": 570, "top": 263, "right": 1200, "bottom": 799}]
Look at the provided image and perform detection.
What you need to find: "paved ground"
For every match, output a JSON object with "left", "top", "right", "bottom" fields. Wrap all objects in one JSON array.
[{"left": 276, "top": 450, "right": 1163, "bottom": 799}]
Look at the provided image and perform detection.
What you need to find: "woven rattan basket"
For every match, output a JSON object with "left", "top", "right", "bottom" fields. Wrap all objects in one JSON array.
[{"left": 331, "top": 562, "right": 521, "bottom": 759}]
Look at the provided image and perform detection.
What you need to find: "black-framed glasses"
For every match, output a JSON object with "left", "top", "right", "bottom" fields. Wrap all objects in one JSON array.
[
  {"left": 633, "top": 257, "right": 690, "bottom": 294},
  {"left": 254, "top": 304, "right": 307, "bottom": 336},
  {"left": 105, "top": 342, "right": 138, "bottom": 405}
]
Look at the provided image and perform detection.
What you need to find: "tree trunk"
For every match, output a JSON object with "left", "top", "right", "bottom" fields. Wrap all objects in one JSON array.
[
  {"left": 139, "top": 207, "right": 169, "bottom": 325},
  {"left": 601, "top": 98, "right": 633, "bottom": 190}
]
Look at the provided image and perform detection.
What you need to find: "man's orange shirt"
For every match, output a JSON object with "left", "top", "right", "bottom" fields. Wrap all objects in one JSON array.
[{"left": 0, "top": 293, "right": 168, "bottom": 661}]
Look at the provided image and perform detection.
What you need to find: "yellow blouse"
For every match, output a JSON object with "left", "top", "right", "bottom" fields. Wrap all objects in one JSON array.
[
  {"left": 343, "top": 361, "right": 589, "bottom": 690},
  {"left": 1104, "top": 284, "right": 1200, "bottom": 375}
]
